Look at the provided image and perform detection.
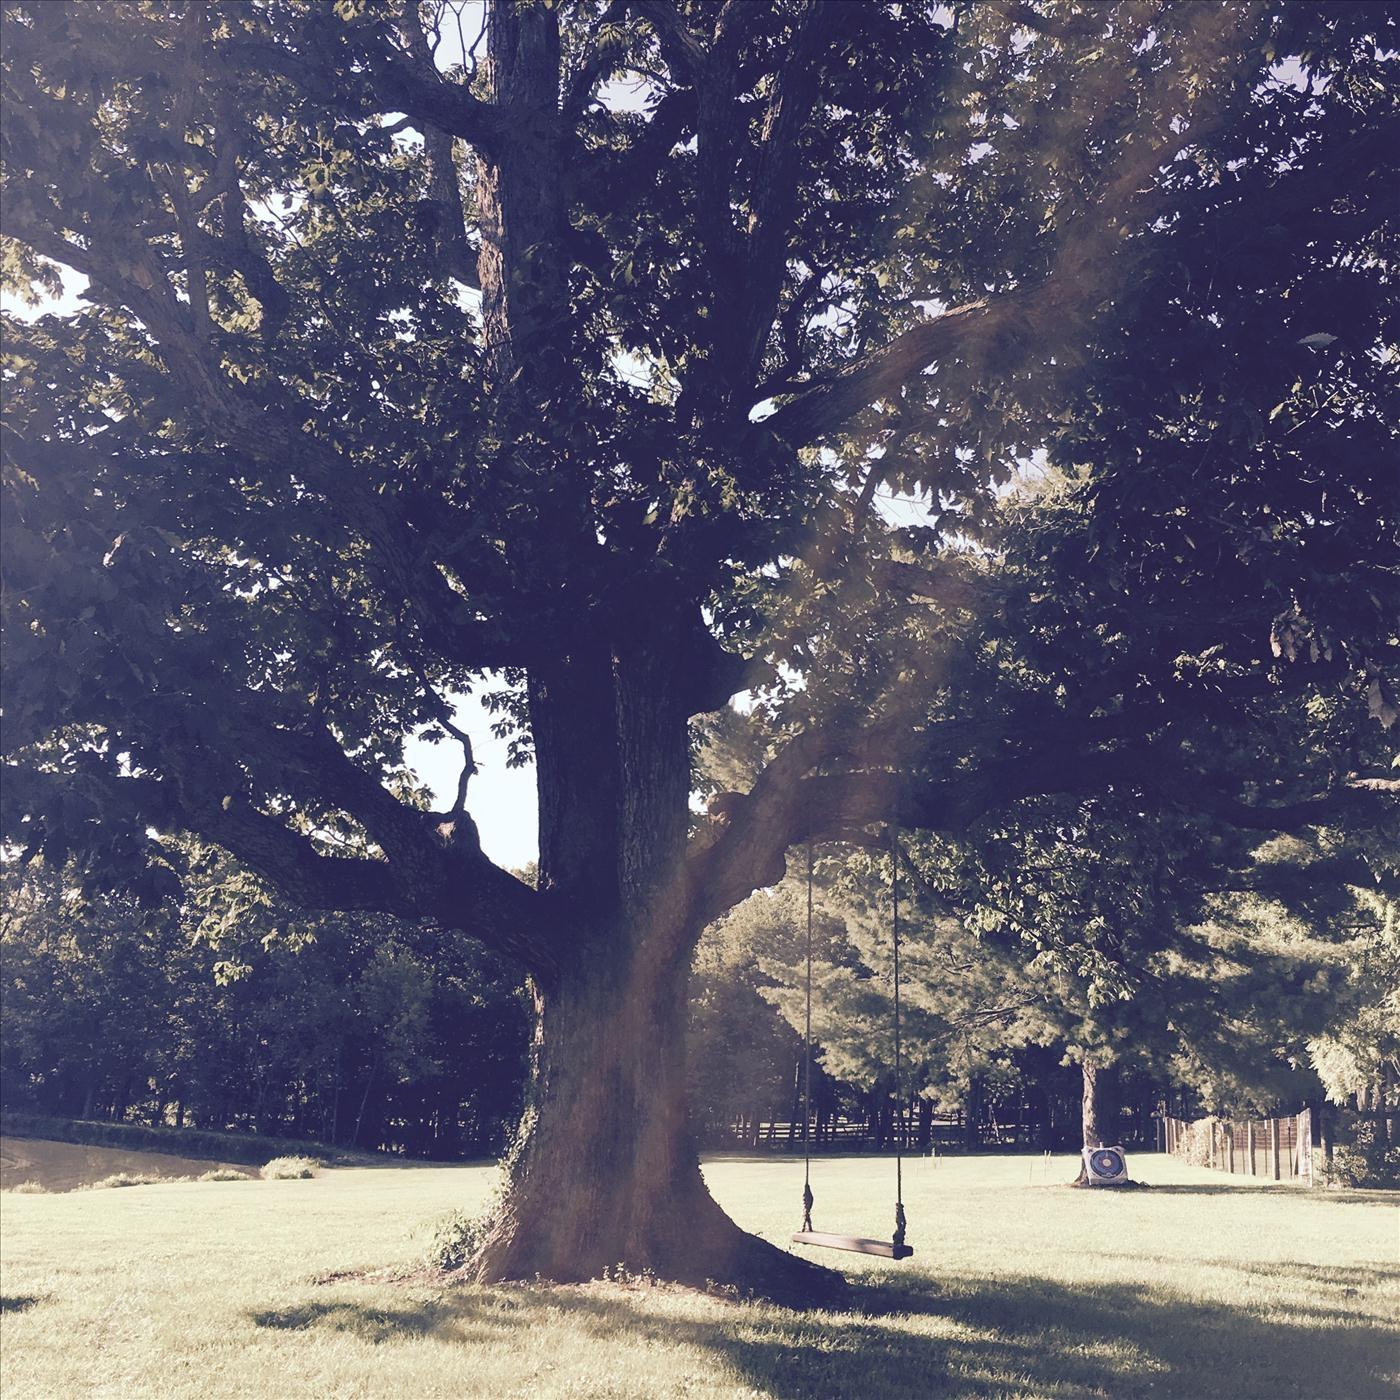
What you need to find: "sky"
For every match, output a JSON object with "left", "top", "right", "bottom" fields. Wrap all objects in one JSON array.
[{"left": 405, "top": 694, "right": 538, "bottom": 871}]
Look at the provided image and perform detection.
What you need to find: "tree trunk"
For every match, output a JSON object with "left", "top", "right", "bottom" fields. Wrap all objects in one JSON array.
[
  {"left": 1073, "top": 1061, "right": 1106, "bottom": 1184},
  {"left": 468, "top": 945, "right": 839, "bottom": 1303},
  {"left": 353, "top": 1055, "right": 379, "bottom": 1149},
  {"left": 1316, "top": 1097, "right": 1332, "bottom": 1179},
  {"left": 1081, "top": 1062, "right": 1104, "bottom": 1148},
  {"left": 330, "top": 1051, "right": 342, "bottom": 1145},
  {"left": 963, "top": 1075, "right": 982, "bottom": 1150},
  {"left": 1030, "top": 1080, "right": 1053, "bottom": 1152}
]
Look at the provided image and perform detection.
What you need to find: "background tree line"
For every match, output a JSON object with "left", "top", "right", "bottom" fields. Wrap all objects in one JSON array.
[
  {"left": 1, "top": 847, "right": 528, "bottom": 1158},
  {"left": 6, "top": 810, "right": 1393, "bottom": 1178}
]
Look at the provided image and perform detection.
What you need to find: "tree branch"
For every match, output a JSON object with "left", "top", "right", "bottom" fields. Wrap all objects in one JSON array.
[
  {"left": 731, "top": 1, "right": 852, "bottom": 381},
  {"left": 686, "top": 713, "right": 1398, "bottom": 931},
  {"left": 754, "top": 298, "right": 995, "bottom": 446},
  {"left": 396, "top": 0, "right": 480, "bottom": 287},
  {"left": 870, "top": 557, "right": 994, "bottom": 614},
  {"left": 223, "top": 26, "right": 503, "bottom": 154},
  {"left": 751, "top": 2, "right": 1260, "bottom": 448},
  {"left": 8, "top": 165, "right": 521, "bottom": 669},
  {"left": 563, "top": 0, "right": 631, "bottom": 120},
  {"left": 150, "top": 712, "right": 557, "bottom": 977}
]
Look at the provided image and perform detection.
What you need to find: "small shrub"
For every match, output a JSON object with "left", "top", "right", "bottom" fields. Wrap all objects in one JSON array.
[
  {"left": 1174, "top": 1118, "right": 1215, "bottom": 1168},
  {"left": 1323, "top": 1123, "right": 1399, "bottom": 1189},
  {"left": 423, "top": 1208, "right": 492, "bottom": 1272},
  {"left": 419, "top": 1174, "right": 503, "bottom": 1273},
  {"left": 198, "top": 1169, "right": 252, "bottom": 1182},
  {"left": 260, "top": 1156, "right": 320, "bottom": 1180},
  {"left": 600, "top": 1262, "right": 657, "bottom": 1287},
  {"left": 6, "top": 1181, "right": 47, "bottom": 1194},
  {"left": 92, "top": 1173, "right": 156, "bottom": 1189}
]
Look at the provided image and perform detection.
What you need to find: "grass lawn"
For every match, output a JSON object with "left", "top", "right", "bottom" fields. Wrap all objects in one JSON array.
[{"left": 1, "top": 1151, "right": 1394, "bottom": 1399}]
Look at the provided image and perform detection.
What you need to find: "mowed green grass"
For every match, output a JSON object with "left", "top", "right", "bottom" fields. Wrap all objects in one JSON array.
[{"left": 1, "top": 1152, "right": 1395, "bottom": 1399}]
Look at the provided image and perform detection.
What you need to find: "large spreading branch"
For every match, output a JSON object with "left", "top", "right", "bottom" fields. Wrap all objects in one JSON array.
[
  {"left": 172, "top": 714, "right": 556, "bottom": 975},
  {"left": 756, "top": 298, "right": 996, "bottom": 448},
  {"left": 224, "top": 19, "right": 503, "bottom": 153},
  {"left": 685, "top": 711, "right": 1398, "bottom": 931},
  {"left": 4, "top": 759, "right": 401, "bottom": 917},
  {"left": 6, "top": 672, "right": 559, "bottom": 970},
  {"left": 3, "top": 169, "right": 522, "bottom": 672}
]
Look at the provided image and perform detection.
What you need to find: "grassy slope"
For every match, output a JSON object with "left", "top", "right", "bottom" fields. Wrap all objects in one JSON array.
[
  {"left": 1, "top": 1153, "right": 1394, "bottom": 1400},
  {"left": 0, "top": 1137, "right": 257, "bottom": 1192},
  {"left": 0, "top": 1113, "right": 381, "bottom": 1170}
]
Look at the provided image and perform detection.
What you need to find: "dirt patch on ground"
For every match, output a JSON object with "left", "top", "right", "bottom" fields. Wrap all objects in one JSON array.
[{"left": 0, "top": 1136, "right": 254, "bottom": 1192}]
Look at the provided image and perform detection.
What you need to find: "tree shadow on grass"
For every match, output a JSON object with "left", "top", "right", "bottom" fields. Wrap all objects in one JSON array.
[
  {"left": 1136, "top": 1183, "right": 1396, "bottom": 1205},
  {"left": 1236, "top": 1259, "right": 1396, "bottom": 1290},
  {"left": 248, "top": 1267, "right": 1397, "bottom": 1399},
  {"left": 1099, "top": 1256, "right": 1397, "bottom": 1294},
  {"left": 0, "top": 1294, "right": 46, "bottom": 1313},
  {"left": 249, "top": 1300, "right": 450, "bottom": 1345},
  {"left": 848, "top": 1271, "right": 1396, "bottom": 1399}
]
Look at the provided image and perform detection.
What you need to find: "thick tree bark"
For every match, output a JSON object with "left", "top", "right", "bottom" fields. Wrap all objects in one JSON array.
[
  {"left": 459, "top": 624, "right": 843, "bottom": 1302},
  {"left": 468, "top": 927, "right": 840, "bottom": 1303},
  {"left": 1081, "top": 1062, "right": 1104, "bottom": 1150},
  {"left": 1072, "top": 1060, "right": 1107, "bottom": 1184},
  {"left": 447, "top": 4, "right": 834, "bottom": 1303}
]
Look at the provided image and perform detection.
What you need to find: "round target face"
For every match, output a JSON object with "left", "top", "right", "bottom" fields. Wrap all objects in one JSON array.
[{"left": 1090, "top": 1149, "right": 1125, "bottom": 1177}]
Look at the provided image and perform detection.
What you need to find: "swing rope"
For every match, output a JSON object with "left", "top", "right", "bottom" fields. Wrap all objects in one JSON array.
[
  {"left": 801, "top": 842, "right": 815, "bottom": 1234},
  {"left": 795, "top": 832, "right": 910, "bottom": 1257},
  {"left": 891, "top": 825, "right": 907, "bottom": 1252}
]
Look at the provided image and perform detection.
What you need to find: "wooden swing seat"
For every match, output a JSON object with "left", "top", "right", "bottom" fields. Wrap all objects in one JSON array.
[{"left": 791, "top": 1231, "right": 913, "bottom": 1260}]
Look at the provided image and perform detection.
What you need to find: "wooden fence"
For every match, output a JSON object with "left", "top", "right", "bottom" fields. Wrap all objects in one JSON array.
[
  {"left": 718, "top": 1112, "right": 958, "bottom": 1153},
  {"left": 1162, "top": 1109, "right": 1313, "bottom": 1185},
  {"left": 715, "top": 1105, "right": 1157, "bottom": 1153}
]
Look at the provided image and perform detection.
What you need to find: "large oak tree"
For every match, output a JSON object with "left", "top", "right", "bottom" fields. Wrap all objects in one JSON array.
[{"left": 3, "top": 0, "right": 1396, "bottom": 1297}]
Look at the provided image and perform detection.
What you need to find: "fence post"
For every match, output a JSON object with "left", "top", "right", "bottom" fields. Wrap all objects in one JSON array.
[
  {"left": 1227, "top": 1123, "right": 1235, "bottom": 1174},
  {"left": 1297, "top": 1108, "right": 1313, "bottom": 1186},
  {"left": 1247, "top": 1120, "right": 1255, "bottom": 1175},
  {"left": 1271, "top": 1116, "right": 1282, "bottom": 1181}
]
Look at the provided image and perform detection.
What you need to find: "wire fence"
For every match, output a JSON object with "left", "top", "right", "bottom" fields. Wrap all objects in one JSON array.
[{"left": 1162, "top": 1109, "right": 1314, "bottom": 1184}]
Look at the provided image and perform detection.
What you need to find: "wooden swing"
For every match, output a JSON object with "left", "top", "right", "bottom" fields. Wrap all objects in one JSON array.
[{"left": 791, "top": 832, "right": 914, "bottom": 1261}]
